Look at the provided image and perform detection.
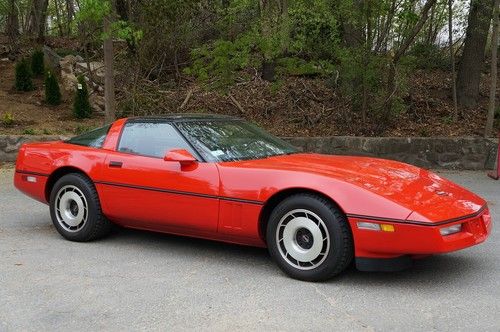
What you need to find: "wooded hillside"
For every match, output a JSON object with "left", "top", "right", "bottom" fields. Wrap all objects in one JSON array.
[{"left": 0, "top": 0, "right": 499, "bottom": 137}]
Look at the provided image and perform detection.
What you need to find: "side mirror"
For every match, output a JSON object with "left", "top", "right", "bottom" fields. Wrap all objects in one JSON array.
[{"left": 164, "top": 149, "right": 197, "bottom": 166}]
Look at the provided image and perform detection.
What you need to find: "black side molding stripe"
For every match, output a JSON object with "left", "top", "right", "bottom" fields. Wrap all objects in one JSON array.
[
  {"left": 94, "top": 180, "right": 264, "bottom": 205},
  {"left": 15, "top": 170, "right": 50, "bottom": 177},
  {"left": 347, "top": 205, "right": 487, "bottom": 226}
]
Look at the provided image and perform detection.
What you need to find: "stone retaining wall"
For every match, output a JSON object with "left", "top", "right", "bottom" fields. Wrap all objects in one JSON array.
[
  {"left": 0, "top": 135, "right": 497, "bottom": 170},
  {"left": 0, "top": 135, "right": 67, "bottom": 163},
  {"left": 284, "top": 136, "right": 498, "bottom": 170}
]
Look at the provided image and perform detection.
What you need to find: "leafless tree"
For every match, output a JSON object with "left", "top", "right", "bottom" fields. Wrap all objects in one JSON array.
[
  {"left": 448, "top": 0, "right": 458, "bottom": 121},
  {"left": 104, "top": 1, "right": 116, "bottom": 123}
]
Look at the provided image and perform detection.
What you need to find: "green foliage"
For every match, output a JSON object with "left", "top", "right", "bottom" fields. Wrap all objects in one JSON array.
[
  {"left": 23, "top": 128, "right": 36, "bottom": 135},
  {"left": 186, "top": 31, "right": 256, "bottom": 89},
  {"left": 287, "top": 0, "right": 339, "bottom": 59},
  {"left": 277, "top": 57, "right": 335, "bottom": 77},
  {"left": 112, "top": 20, "right": 143, "bottom": 48},
  {"left": 135, "top": 0, "right": 209, "bottom": 81},
  {"left": 75, "top": 0, "right": 110, "bottom": 24},
  {"left": 407, "top": 42, "right": 450, "bottom": 70},
  {"left": 55, "top": 48, "right": 81, "bottom": 57},
  {"left": 73, "top": 76, "right": 92, "bottom": 119},
  {"left": 31, "top": 49, "right": 45, "bottom": 77},
  {"left": 269, "top": 80, "right": 284, "bottom": 95},
  {"left": 2, "top": 112, "right": 15, "bottom": 126},
  {"left": 44, "top": 71, "right": 61, "bottom": 106},
  {"left": 69, "top": 0, "right": 464, "bottom": 130},
  {"left": 336, "top": 47, "right": 406, "bottom": 119},
  {"left": 15, "top": 59, "right": 34, "bottom": 92},
  {"left": 74, "top": 124, "right": 93, "bottom": 134}
]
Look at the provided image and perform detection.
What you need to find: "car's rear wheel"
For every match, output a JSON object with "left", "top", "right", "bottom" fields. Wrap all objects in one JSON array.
[
  {"left": 49, "top": 173, "right": 111, "bottom": 241},
  {"left": 266, "top": 193, "right": 353, "bottom": 281}
]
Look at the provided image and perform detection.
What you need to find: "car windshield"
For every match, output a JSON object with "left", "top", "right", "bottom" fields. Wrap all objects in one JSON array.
[{"left": 176, "top": 120, "right": 298, "bottom": 162}]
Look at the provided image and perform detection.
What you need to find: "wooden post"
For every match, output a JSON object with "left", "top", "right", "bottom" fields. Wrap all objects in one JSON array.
[
  {"left": 488, "top": 132, "right": 500, "bottom": 180},
  {"left": 103, "top": 12, "right": 116, "bottom": 124}
]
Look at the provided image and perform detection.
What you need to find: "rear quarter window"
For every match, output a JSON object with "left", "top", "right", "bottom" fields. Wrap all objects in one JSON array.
[{"left": 66, "top": 125, "right": 111, "bottom": 148}]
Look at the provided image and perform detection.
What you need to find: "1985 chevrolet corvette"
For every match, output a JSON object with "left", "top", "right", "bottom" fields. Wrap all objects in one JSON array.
[{"left": 14, "top": 114, "right": 492, "bottom": 281}]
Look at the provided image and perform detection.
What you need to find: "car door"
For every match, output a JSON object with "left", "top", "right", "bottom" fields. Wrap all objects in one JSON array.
[{"left": 97, "top": 120, "right": 220, "bottom": 234}]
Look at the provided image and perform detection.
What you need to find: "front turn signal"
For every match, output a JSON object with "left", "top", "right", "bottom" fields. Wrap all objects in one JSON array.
[
  {"left": 380, "top": 224, "right": 395, "bottom": 232},
  {"left": 356, "top": 222, "right": 395, "bottom": 232}
]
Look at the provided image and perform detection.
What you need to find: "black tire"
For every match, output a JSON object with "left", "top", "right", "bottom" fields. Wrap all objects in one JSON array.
[
  {"left": 266, "top": 193, "right": 353, "bottom": 281},
  {"left": 49, "top": 173, "right": 112, "bottom": 242}
]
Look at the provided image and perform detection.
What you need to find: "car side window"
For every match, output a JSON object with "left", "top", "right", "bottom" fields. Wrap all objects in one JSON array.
[{"left": 117, "top": 122, "right": 195, "bottom": 158}]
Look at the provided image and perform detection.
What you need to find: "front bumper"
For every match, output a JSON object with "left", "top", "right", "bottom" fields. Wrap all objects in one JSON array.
[{"left": 348, "top": 208, "right": 492, "bottom": 269}]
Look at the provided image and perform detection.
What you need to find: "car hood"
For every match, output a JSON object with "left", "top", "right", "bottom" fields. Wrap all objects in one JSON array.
[{"left": 241, "top": 153, "right": 486, "bottom": 223}]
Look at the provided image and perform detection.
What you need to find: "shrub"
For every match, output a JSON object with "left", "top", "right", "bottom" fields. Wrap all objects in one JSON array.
[
  {"left": 15, "top": 59, "right": 34, "bottom": 91},
  {"left": 186, "top": 32, "right": 256, "bottom": 90},
  {"left": 31, "top": 49, "right": 45, "bottom": 76},
  {"left": 44, "top": 71, "right": 61, "bottom": 105},
  {"left": 73, "top": 75, "right": 92, "bottom": 118},
  {"left": 2, "top": 112, "right": 15, "bottom": 126},
  {"left": 277, "top": 57, "right": 335, "bottom": 77},
  {"left": 74, "top": 124, "right": 93, "bottom": 134},
  {"left": 407, "top": 42, "right": 449, "bottom": 70},
  {"left": 23, "top": 128, "right": 36, "bottom": 135}
]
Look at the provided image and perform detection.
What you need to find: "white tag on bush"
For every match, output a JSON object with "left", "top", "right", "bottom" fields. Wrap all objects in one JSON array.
[{"left": 77, "top": 83, "right": 83, "bottom": 90}]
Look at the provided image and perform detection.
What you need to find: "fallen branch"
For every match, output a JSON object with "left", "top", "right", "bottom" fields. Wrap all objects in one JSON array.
[
  {"left": 228, "top": 93, "right": 246, "bottom": 114},
  {"left": 179, "top": 89, "right": 193, "bottom": 110}
]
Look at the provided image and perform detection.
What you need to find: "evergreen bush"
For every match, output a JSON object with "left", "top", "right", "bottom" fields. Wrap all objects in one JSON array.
[
  {"left": 31, "top": 49, "right": 45, "bottom": 76},
  {"left": 15, "top": 59, "right": 34, "bottom": 92},
  {"left": 45, "top": 71, "right": 61, "bottom": 105},
  {"left": 73, "top": 75, "right": 92, "bottom": 118}
]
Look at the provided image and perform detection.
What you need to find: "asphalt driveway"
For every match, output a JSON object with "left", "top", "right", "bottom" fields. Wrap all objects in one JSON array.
[{"left": 1, "top": 167, "right": 499, "bottom": 331}]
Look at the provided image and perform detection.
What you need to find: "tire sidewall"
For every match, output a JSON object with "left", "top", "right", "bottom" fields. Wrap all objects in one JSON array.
[
  {"left": 49, "top": 174, "right": 101, "bottom": 241},
  {"left": 266, "top": 195, "right": 352, "bottom": 281}
]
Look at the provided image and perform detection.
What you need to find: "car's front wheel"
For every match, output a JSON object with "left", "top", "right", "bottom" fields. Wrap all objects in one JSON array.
[
  {"left": 49, "top": 173, "right": 112, "bottom": 242},
  {"left": 266, "top": 194, "right": 354, "bottom": 281}
]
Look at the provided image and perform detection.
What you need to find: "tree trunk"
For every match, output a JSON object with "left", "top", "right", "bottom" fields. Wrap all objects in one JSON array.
[
  {"left": 393, "top": 0, "right": 438, "bottom": 63},
  {"left": 5, "top": 0, "right": 19, "bottom": 39},
  {"left": 259, "top": 0, "right": 288, "bottom": 82},
  {"left": 362, "top": 0, "right": 373, "bottom": 122},
  {"left": 388, "top": 0, "right": 437, "bottom": 91},
  {"left": 104, "top": 13, "right": 116, "bottom": 123},
  {"left": 449, "top": 0, "right": 458, "bottom": 120},
  {"left": 457, "top": 0, "right": 494, "bottom": 108},
  {"left": 385, "top": 0, "right": 437, "bottom": 112},
  {"left": 27, "top": 0, "right": 49, "bottom": 42},
  {"left": 426, "top": 4, "right": 435, "bottom": 45},
  {"left": 485, "top": 0, "right": 500, "bottom": 137},
  {"left": 54, "top": 0, "right": 64, "bottom": 37},
  {"left": 65, "top": 0, "right": 75, "bottom": 35},
  {"left": 261, "top": 61, "right": 276, "bottom": 81},
  {"left": 375, "top": 0, "right": 396, "bottom": 52},
  {"left": 340, "top": 0, "right": 364, "bottom": 48},
  {"left": 36, "top": 0, "right": 48, "bottom": 43},
  {"left": 116, "top": 0, "right": 129, "bottom": 20}
]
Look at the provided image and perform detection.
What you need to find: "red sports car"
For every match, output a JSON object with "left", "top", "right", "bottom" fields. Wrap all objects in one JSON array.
[{"left": 14, "top": 114, "right": 492, "bottom": 281}]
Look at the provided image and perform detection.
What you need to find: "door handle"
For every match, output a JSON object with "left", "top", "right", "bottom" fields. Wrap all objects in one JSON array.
[{"left": 109, "top": 161, "right": 123, "bottom": 168}]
